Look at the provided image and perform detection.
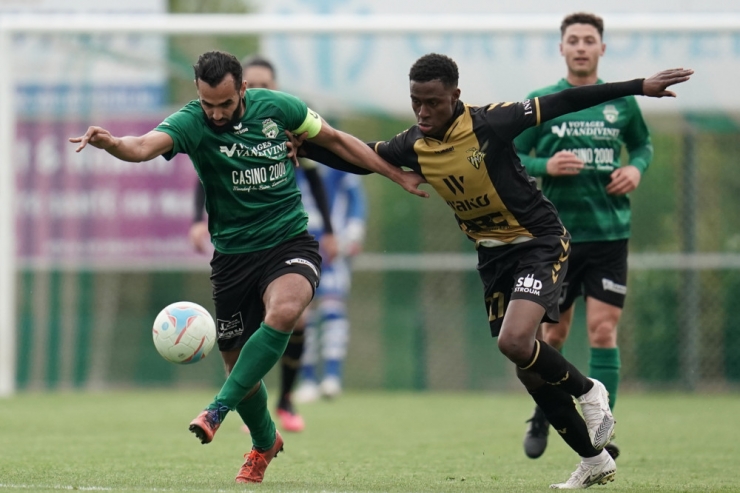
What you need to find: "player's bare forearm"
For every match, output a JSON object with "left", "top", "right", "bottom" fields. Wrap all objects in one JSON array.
[{"left": 69, "top": 127, "right": 173, "bottom": 162}]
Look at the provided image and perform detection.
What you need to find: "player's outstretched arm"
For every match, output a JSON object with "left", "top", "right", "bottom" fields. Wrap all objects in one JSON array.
[
  {"left": 309, "top": 122, "right": 428, "bottom": 198},
  {"left": 537, "top": 68, "right": 693, "bottom": 124},
  {"left": 69, "top": 127, "right": 174, "bottom": 163}
]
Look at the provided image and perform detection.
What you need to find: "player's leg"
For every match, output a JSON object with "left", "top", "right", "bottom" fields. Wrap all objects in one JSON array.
[
  {"left": 484, "top": 235, "right": 613, "bottom": 450},
  {"left": 523, "top": 243, "right": 588, "bottom": 459},
  {"left": 275, "top": 308, "right": 307, "bottom": 432},
  {"left": 294, "top": 310, "right": 321, "bottom": 403},
  {"left": 582, "top": 239, "right": 628, "bottom": 459},
  {"left": 318, "top": 259, "right": 351, "bottom": 398},
  {"left": 522, "top": 307, "right": 575, "bottom": 459}
]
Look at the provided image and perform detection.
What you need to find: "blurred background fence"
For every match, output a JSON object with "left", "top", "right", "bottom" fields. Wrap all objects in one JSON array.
[{"left": 3, "top": 0, "right": 740, "bottom": 394}]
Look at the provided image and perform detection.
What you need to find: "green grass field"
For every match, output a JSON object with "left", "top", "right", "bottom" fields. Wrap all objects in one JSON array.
[{"left": 0, "top": 390, "right": 738, "bottom": 492}]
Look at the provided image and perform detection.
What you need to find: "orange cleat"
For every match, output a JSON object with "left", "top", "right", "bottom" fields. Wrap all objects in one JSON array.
[
  {"left": 189, "top": 406, "right": 226, "bottom": 444},
  {"left": 235, "top": 430, "right": 285, "bottom": 483},
  {"left": 277, "top": 408, "right": 305, "bottom": 433}
]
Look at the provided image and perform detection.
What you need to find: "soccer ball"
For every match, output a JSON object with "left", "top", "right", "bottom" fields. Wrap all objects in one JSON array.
[{"left": 152, "top": 301, "right": 216, "bottom": 364}]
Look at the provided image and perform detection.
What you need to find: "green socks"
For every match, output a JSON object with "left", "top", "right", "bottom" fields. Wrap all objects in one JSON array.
[
  {"left": 589, "top": 347, "right": 621, "bottom": 410},
  {"left": 236, "top": 380, "right": 276, "bottom": 450},
  {"left": 209, "top": 322, "right": 291, "bottom": 411}
]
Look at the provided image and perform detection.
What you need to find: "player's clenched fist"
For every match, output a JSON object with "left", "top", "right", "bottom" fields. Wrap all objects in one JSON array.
[{"left": 68, "top": 126, "right": 118, "bottom": 152}]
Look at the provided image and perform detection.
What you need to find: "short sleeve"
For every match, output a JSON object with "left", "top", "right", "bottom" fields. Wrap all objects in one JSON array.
[
  {"left": 267, "top": 90, "right": 309, "bottom": 132},
  {"left": 155, "top": 105, "right": 204, "bottom": 160}
]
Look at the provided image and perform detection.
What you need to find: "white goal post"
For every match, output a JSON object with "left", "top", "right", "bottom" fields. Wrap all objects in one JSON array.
[{"left": 2, "top": 12, "right": 740, "bottom": 397}]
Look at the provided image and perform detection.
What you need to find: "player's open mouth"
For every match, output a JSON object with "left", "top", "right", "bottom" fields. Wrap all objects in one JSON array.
[{"left": 418, "top": 122, "right": 432, "bottom": 132}]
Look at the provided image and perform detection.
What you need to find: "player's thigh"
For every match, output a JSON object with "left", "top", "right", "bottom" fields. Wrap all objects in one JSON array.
[
  {"left": 477, "top": 233, "right": 570, "bottom": 338},
  {"left": 210, "top": 250, "right": 267, "bottom": 353},
  {"left": 259, "top": 232, "right": 323, "bottom": 330},
  {"left": 581, "top": 239, "right": 628, "bottom": 309}
]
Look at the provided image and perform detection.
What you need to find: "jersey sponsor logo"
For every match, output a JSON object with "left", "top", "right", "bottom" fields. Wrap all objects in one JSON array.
[
  {"left": 232, "top": 161, "right": 289, "bottom": 191},
  {"left": 603, "top": 104, "right": 619, "bottom": 123},
  {"left": 515, "top": 274, "right": 542, "bottom": 296},
  {"left": 551, "top": 121, "right": 620, "bottom": 140},
  {"left": 219, "top": 141, "right": 288, "bottom": 159},
  {"left": 562, "top": 147, "right": 615, "bottom": 171},
  {"left": 262, "top": 118, "right": 279, "bottom": 139},
  {"left": 442, "top": 175, "right": 465, "bottom": 195},
  {"left": 458, "top": 210, "right": 509, "bottom": 232},
  {"left": 216, "top": 312, "right": 244, "bottom": 340},
  {"left": 447, "top": 194, "right": 491, "bottom": 212},
  {"left": 285, "top": 258, "right": 319, "bottom": 278},
  {"left": 602, "top": 278, "right": 627, "bottom": 295}
]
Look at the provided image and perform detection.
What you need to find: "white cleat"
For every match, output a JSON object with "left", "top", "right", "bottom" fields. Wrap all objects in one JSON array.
[
  {"left": 550, "top": 451, "right": 616, "bottom": 489},
  {"left": 320, "top": 376, "right": 342, "bottom": 399},
  {"left": 293, "top": 380, "right": 321, "bottom": 404},
  {"left": 577, "top": 379, "right": 615, "bottom": 450}
]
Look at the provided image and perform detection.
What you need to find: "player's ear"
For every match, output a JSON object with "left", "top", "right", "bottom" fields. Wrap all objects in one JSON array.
[
  {"left": 601, "top": 42, "right": 606, "bottom": 56},
  {"left": 559, "top": 42, "right": 564, "bottom": 56},
  {"left": 453, "top": 87, "right": 461, "bottom": 102},
  {"left": 240, "top": 79, "right": 247, "bottom": 95}
]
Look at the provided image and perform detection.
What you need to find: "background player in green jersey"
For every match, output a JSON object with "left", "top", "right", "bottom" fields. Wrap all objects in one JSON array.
[
  {"left": 189, "top": 55, "right": 338, "bottom": 434},
  {"left": 69, "top": 50, "right": 426, "bottom": 485},
  {"left": 514, "top": 12, "right": 653, "bottom": 461},
  {"left": 295, "top": 53, "right": 691, "bottom": 488}
]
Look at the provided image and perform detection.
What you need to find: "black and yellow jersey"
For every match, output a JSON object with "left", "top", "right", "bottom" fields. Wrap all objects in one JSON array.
[
  {"left": 302, "top": 78, "right": 646, "bottom": 247},
  {"left": 373, "top": 100, "right": 562, "bottom": 245}
]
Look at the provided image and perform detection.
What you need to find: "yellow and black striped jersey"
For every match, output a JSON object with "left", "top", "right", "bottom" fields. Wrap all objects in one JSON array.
[{"left": 373, "top": 100, "right": 563, "bottom": 245}]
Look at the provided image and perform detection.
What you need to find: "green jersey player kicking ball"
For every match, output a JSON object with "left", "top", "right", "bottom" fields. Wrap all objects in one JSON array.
[{"left": 69, "top": 50, "right": 427, "bottom": 485}]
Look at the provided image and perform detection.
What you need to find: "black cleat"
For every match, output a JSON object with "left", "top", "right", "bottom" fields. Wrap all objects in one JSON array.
[{"left": 523, "top": 406, "right": 550, "bottom": 459}]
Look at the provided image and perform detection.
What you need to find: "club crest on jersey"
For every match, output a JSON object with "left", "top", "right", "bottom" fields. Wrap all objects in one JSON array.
[
  {"left": 262, "top": 118, "right": 278, "bottom": 139},
  {"left": 603, "top": 105, "right": 619, "bottom": 123},
  {"left": 466, "top": 147, "right": 486, "bottom": 169}
]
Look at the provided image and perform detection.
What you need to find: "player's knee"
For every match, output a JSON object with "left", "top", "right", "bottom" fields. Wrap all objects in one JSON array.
[
  {"left": 264, "top": 300, "right": 306, "bottom": 332},
  {"left": 589, "top": 320, "right": 618, "bottom": 347},
  {"left": 497, "top": 332, "right": 532, "bottom": 365}
]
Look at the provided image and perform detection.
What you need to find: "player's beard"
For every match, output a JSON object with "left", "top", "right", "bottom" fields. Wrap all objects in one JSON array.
[{"left": 203, "top": 99, "right": 244, "bottom": 134}]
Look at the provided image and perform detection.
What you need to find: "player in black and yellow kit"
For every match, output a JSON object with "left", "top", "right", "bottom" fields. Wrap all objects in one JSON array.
[{"left": 299, "top": 53, "right": 692, "bottom": 489}]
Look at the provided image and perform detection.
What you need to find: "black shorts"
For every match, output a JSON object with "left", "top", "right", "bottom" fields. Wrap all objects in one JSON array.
[
  {"left": 558, "top": 239, "right": 628, "bottom": 312},
  {"left": 210, "top": 232, "right": 322, "bottom": 352},
  {"left": 477, "top": 232, "right": 571, "bottom": 337}
]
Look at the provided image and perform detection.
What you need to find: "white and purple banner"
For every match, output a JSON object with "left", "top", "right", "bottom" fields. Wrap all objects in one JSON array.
[{"left": 15, "top": 118, "right": 205, "bottom": 269}]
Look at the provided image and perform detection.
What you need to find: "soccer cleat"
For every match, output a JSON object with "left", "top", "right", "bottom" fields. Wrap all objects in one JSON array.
[
  {"left": 235, "top": 430, "right": 285, "bottom": 483},
  {"left": 550, "top": 451, "right": 616, "bottom": 489},
  {"left": 577, "top": 379, "right": 615, "bottom": 450},
  {"left": 320, "top": 376, "right": 342, "bottom": 399},
  {"left": 523, "top": 406, "right": 550, "bottom": 459},
  {"left": 189, "top": 404, "right": 228, "bottom": 444},
  {"left": 277, "top": 408, "right": 305, "bottom": 433},
  {"left": 293, "top": 380, "right": 321, "bottom": 403},
  {"left": 604, "top": 441, "right": 620, "bottom": 460}
]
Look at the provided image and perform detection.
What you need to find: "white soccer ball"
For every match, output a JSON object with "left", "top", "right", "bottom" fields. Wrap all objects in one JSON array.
[{"left": 152, "top": 301, "right": 216, "bottom": 364}]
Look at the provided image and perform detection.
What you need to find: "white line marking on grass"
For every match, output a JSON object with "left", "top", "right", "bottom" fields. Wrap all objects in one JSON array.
[{"left": 0, "top": 485, "right": 236, "bottom": 493}]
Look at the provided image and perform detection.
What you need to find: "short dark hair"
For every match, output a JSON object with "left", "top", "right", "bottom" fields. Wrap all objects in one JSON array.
[
  {"left": 561, "top": 12, "right": 604, "bottom": 39},
  {"left": 409, "top": 53, "right": 459, "bottom": 88},
  {"left": 241, "top": 55, "right": 277, "bottom": 80},
  {"left": 193, "top": 51, "right": 242, "bottom": 89}
]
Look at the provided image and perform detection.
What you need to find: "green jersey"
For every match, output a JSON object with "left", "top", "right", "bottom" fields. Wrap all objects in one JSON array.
[
  {"left": 156, "top": 89, "right": 315, "bottom": 254},
  {"left": 514, "top": 79, "right": 653, "bottom": 242}
]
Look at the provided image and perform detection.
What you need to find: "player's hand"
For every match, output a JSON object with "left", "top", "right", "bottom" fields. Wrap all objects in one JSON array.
[
  {"left": 606, "top": 165, "right": 642, "bottom": 195},
  {"left": 320, "top": 233, "right": 339, "bottom": 263},
  {"left": 285, "top": 130, "right": 309, "bottom": 166},
  {"left": 395, "top": 169, "right": 429, "bottom": 198},
  {"left": 642, "top": 68, "right": 694, "bottom": 97},
  {"left": 69, "top": 126, "right": 118, "bottom": 152},
  {"left": 188, "top": 221, "right": 210, "bottom": 254},
  {"left": 546, "top": 151, "right": 584, "bottom": 176}
]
